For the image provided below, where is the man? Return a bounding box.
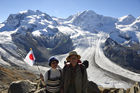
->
[40,56,62,93]
[62,51,88,93]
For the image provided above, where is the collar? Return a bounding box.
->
[51,68,57,71]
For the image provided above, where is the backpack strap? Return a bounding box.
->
[59,69,62,80]
[78,63,85,77]
[59,69,62,76]
[48,70,51,80]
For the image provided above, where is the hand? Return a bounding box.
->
[40,73,44,81]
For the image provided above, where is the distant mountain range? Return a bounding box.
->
[0,9,140,67]
[0,10,140,86]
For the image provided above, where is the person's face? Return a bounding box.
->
[69,55,78,66]
[51,61,58,69]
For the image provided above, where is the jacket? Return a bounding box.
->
[62,63,88,93]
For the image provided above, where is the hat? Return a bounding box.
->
[48,56,59,66]
[66,51,81,61]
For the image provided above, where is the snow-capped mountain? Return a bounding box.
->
[117,15,136,25]
[104,14,140,73]
[113,15,140,45]
[56,10,118,33]
[0,10,73,63]
[0,10,140,89]
[0,10,57,32]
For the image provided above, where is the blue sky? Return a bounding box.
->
[0,0,140,22]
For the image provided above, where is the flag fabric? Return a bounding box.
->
[24,49,35,66]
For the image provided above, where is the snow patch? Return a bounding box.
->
[0,31,16,43]
[0,24,5,28]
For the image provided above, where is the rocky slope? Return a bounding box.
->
[103,38,140,73]
[0,66,37,93]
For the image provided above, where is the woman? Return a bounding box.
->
[40,56,62,93]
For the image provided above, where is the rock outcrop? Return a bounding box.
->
[11,30,74,62]
[128,82,140,93]
[7,79,140,93]
[100,82,140,93]
[104,38,140,73]
[8,80,37,93]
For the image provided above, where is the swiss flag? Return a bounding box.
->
[24,49,35,66]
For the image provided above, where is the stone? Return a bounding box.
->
[8,80,37,93]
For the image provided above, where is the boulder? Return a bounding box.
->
[8,80,37,93]
[87,81,100,93]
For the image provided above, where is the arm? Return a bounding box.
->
[39,73,46,87]
[39,71,48,87]
[40,73,44,81]
[44,71,48,85]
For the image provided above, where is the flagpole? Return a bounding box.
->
[29,48,44,82]
[36,62,41,74]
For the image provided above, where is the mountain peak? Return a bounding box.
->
[119,15,135,21]
[68,10,117,33]
[19,10,44,16]
[81,10,96,15]
[117,15,135,25]
[19,9,34,14]
[136,16,140,20]
[0,10,57,32]
[6,10,52,23]
[63,10,97,22]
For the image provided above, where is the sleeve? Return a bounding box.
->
[82,68,88,93]
[44,71,48,85]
